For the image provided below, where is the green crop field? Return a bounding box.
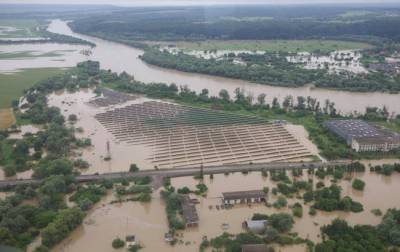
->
[170,39,372,53]
[0,68,65,109]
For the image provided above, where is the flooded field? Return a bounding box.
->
[47,89,156,174]
[7,124,42,139]
[287,50,368,74]
[161,46,367,74]
[45,20,400,115]
[47,89,316,173]
[50,159,400,252]
[0,43,90,73]
[95,101,312,169]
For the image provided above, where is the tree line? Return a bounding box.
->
[139,49,400,92]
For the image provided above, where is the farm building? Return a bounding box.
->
[222,190,266,205]
[243,220,267,234]
[324,119,400,152]
[181,195,199,228]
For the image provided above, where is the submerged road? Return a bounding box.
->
[0,160,351,189]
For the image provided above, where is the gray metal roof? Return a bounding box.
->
[222,190,265,200]
[244,220,267,233]
[324,119,383,139]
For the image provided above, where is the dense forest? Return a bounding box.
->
[70,5,400,42]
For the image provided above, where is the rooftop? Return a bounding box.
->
[324,119,384,139]
[181,195,199,224]
[222,190,265,201]
[125,235,135,242]
[243,220,267,233]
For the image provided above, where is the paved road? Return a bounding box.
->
[0,160,350,189]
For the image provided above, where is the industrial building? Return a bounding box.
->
[324,119,400,152]
[222,190,266,205]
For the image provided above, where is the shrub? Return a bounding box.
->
[371,208,382,216]
[68,114,78,122]
[177,187,191,194]
[252,213,269,220]
[273,196,288,209]
[269,213,294,233]
[129,164,139,172]
[112,238,125,249]
[128,244,143,252]
[316,181,325,189]
[352,179,365,191]
[292,203,303,218]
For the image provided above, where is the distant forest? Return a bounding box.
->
[70,5,400,42]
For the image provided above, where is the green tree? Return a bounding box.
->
[352,178,365,191]
[112,238,125,249]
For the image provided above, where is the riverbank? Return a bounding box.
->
[43,19,400,115]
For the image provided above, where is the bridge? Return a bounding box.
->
[0,160,351,189]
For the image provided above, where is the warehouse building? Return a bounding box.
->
[222,190,266,205]
[324,119,400,152]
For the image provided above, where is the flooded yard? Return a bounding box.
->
[50,159,400,252]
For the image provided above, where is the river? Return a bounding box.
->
[46,19,400,116]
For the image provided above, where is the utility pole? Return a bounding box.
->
[105,140,111,161]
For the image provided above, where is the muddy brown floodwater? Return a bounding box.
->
[46,19,400,116]
[46,159,400,252]
[45,89,318,175]
[47,89,157,174]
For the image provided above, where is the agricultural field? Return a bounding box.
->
[163,39,372,53]
[0,108,15,130]
[0,19,42,38]
[0,68,65,108]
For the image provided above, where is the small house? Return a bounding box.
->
[125,235,136,247]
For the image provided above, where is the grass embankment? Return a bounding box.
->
[168,39,371,53]
[0,68,65,129]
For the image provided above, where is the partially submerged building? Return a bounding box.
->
[181,195,199,228]
[125,235,136,248]
[324,119,400,152]
[243,220,267,234]
[241,244,272,252]
[222,190,266,205]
